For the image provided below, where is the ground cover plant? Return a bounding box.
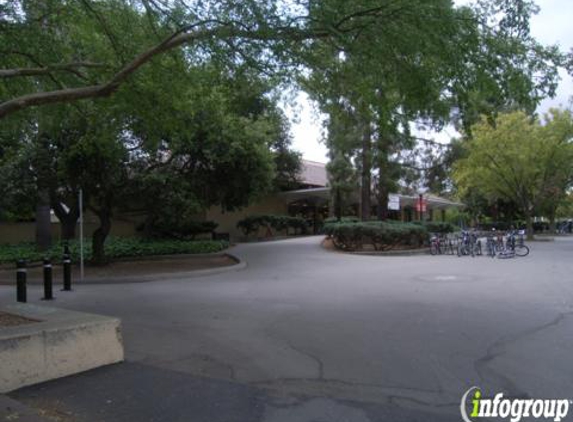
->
[0,237,229,265]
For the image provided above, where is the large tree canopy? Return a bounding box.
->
[0,2,299,259]
[3,1,568,120]
[0,0,453,118]
[300,0,568,221]
[453,110,573,238]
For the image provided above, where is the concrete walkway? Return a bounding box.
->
[2,236,573,421]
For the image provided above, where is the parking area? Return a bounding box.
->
[2,236,573,421]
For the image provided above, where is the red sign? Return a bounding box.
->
[415,197,427,212]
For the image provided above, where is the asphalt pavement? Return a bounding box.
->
[2,235,573,422]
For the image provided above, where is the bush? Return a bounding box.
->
[324,221,428,251]
[417,221,456,234]
[145,219,218,240]
[0,237,229,264]
[236,215,308,236]
[323,216,360,225]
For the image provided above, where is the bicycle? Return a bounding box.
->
[457,230,482,257]
[496,230,529,258]
[430,233,456,255]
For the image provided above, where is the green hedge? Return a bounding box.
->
[0,237,229,264]
[323,216,360,225]
[145,220,218,240]
[323,221,428,251]
[237,215,308,236]
[414,221,456,234]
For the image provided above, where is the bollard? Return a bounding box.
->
[62,253,72,291]
[42,258,53,300]
[16,259,27,303]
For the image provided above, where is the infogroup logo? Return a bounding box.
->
[460,387,571,422]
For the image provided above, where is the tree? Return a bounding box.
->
[269,117,302,192]
[327,152,357,219]
[453,110,573,238]
[304,0,567,223]
[0,0,466,119]
[536,109,573,230]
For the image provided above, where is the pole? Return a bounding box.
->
[62,253,72,291]
[79,188,84,281]
[16,259,27,303]
[42,258,53,300]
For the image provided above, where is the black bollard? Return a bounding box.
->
[62,253,72,291]
[16,259,27,303]
[42,258,53,300]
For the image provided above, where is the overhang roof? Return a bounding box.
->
[278,187,464,209]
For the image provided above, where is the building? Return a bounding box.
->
[0,160,463,244]
[207,160,464,239]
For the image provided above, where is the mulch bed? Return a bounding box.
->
[0,254,237,284]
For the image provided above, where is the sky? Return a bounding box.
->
[283,0,573,163]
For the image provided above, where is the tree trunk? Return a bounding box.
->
[377,186,389,221]
[376,141,390,221]
[335,188,342,220]
[35,188,52,251]
[525,209,534,241]
[360,119,372,221]
[52,200,79,240]
[548,207,557,234]
[92,208,112,264]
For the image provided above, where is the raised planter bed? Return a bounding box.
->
[0,304,124,393]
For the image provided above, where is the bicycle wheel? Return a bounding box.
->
[515,245,529,257]
[430,243,439,255]
[447,240,455,255]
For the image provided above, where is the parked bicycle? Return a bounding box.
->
[485,229,504,258]
[492,229,530,258]
[430,233,455,255]
[457,230,482,257]
[429,228,530,259]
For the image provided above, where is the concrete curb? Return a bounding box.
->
[321,237,429,257]
[0,253,246,285]
[349,248,430,257]
[76,257,247,284]
[0,304,124,394]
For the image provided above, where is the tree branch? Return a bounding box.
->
[0,23,330,119]
[0,62,108,78]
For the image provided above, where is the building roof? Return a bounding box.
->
[300,160,328,187]
[279,187,464,209]
[291,160,464,208]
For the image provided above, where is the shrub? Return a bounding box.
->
[324,221,428,251]
[323,216,360,225]
[146,219,218,240]
[0,237,229,264]
[418,221,456,234]
[236,215,308,236]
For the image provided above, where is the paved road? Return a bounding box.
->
[2,236,573,421]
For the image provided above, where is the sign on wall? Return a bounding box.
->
[388,194,400,211]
